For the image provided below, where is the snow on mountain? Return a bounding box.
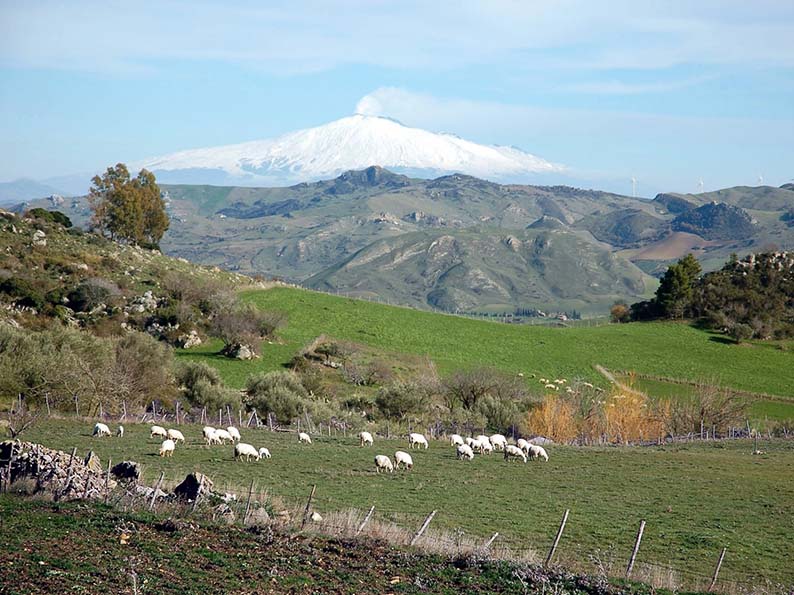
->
[135,114,563,186]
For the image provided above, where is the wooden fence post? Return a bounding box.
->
[149,471,165,511]
[409,510,437,546]
[122,401,127,422]
[356,506,375,535]
[104,458,112,505]
[545,508,569,566]
[626,520,646,579]
[56,447,78,502]
[708,547,727,592]
[175,402,180,425]
[243,478,255,525]
[45,394,51,416]
[74,396,79,417]
[238,409,243,427]
[483,532,499,549]
[301,484,317,529]
[218,408,222,426]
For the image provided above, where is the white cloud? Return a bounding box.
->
[1,1,793,73]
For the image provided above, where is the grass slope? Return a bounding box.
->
[179,287,794,400]
[21,418,794,586]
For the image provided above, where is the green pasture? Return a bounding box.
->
[21,418,794,586]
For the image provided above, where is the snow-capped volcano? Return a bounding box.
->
[136,114,562,186]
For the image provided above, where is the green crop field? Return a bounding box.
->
[177,287,794,404]
[22,418,794,587]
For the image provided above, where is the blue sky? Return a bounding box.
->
[1,0,793,196]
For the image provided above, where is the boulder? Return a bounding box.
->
[32,229,47,247]
[111,461,141,482]
[177,329,202,349]
[173,472,214,502]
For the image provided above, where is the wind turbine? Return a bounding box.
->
[757,174,764,186]
[697,178,704,193]
[631,176,637,198]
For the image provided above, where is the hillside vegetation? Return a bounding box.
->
[178,286,794,400]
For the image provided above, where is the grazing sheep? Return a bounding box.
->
[456,444,475,461]
[394,450,413,470]
[539,378,548,384]
[449,433,464,447]
[359,431,374,447]
[151,425,168,439]
[408,433,428,449]
[116,425,124,438]
[92,422,111,437]
[159,439,176,457]
[298,432,312,444]
[214,429,233,444]
[504,444,527,463]
[167,429,185,444]
[374,454,394,473]
[464,436,476,447]
[227,426,241,442]
[516,438,530,454]
[234,442,260,462]
[528,444,549,462]
[544,383,558,390]
[258,447,271,459]
[489,434,507,451]
[310,511,323,522]
[202,426,217,444]
[475,435,493,453]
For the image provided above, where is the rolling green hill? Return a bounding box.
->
[177,286,794,403]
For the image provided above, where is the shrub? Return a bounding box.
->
[375,381,428,421]
[523,395,579,443]
[26,208,73,228]
[245,371,308,424]
[174,361,239,411]
[610,302,630,323]
[0,277,45,310]
[67,278,119,312]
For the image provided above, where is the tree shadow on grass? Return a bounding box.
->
[708,335,736,345]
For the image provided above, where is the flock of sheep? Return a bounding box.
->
[92,422,549,475]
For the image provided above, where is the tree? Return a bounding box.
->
[610,302,630,323]
[88,163,169,247]
[654,254,701,318]
[375,381,428,421]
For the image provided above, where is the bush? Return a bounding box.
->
[67,278,119,312]
[729,323,754,343]
[610,302,630,323]
[26,208,73,228]
[0,277,45,310]
[245,371,308,424]
[174,361,239,411]
[375,381,428,421]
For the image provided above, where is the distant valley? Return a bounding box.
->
[15,167,794,314]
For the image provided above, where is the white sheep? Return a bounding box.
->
[489,434,507,451]
[394,450,413,470]
[464,436,476,447]
[298,432,312,444]
[202,426,216,443]
[359,431,374,447]
[449,433,464,447]
[116,425,124,438]
[504,444,527,463]
[234,442,260,462]
[516,438,530,454]
[456,444,475,461]
[227,426,241,442]
[151,425,168,439]
[92,422,111,437]
[374,454,394,473]
[408,433,428,449]
[214,429,233,444]
[528,444,549,462]
[475,435,493,453]
[258,447,271,459]
[544,383,559,391]
[159,439,175,457]
[167,429,185,444]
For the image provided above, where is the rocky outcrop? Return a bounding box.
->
[0,440,116,501]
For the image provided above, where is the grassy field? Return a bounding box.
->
[21,417,794,587]
[616,376,794,423]
[177,287,794,403]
